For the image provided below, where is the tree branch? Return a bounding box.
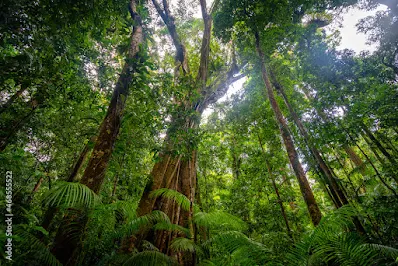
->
[197,0,212,88]
[199,64,246,111]
[151,0,189,75]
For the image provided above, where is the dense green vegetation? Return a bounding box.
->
[1,0,397,265]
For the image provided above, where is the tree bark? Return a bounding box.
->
[133,1,244,263]
[51,1,145,264]
[254,32,322,226]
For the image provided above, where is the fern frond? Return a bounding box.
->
[149,188,191,211]
[122,250,177,265]
[170,237,197,253]
[42,181,98,209]
[363,243,398,261]
[14,226,61,266]
[154,222,191,237]
[194,211,247,231]
[115,210,170,238]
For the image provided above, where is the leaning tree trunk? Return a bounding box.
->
[270,71,348,208]
[255,32,322,226]
[50,1,145,264]
[257,133,293,239]
[0,83,28,115]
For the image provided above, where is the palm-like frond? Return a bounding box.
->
[312,233,376,266]
[285,205,398,266]
[42,181,98,209]
[194,211,247,231]
[122,250,177,265]
[115,210,170,238]
[203,230,271,264]
[363,244,398,262]
[170,237,197,253]
[14,226,61,266]
[150,188,191,211]
[154,222,191,237]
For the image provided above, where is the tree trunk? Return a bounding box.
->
[257,133,293,239]
[0,84,28,115]
[0,102,37,151]
[67,137,94,182]
[255,32,322,226]
[270,71,348,207]
[51,2,145,264]
[343,145,367,175]
[362,124,396,165]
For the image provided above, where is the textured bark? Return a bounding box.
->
[134,1,243,264]
[255,32,322,226]
[79,9,144,193]
[51,1,145,264]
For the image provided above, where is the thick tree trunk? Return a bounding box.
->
[136,111,198,263]
[255,32,322,226]
[51,2,145,264]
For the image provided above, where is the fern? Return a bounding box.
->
[42,181,98,209]
[285,206,398,266]
[122,250,177,265]
[364,244,398,262]
[194,211,247,231]
[13,226,61,266]
[203,230,271,264]
[170,237,197,253]
[115,210,170,238]
[149,188,192,212]
[153,222,191,237]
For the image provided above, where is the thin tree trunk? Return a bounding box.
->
[270,71,347,207]
[255,31,322,226]
[0,84,28,115]
[354,141,397,196]
[362,124,396,165]
[67,137,94,182]
[343,145,367,175]
[0,103,37,151]
[257,133,293,239]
